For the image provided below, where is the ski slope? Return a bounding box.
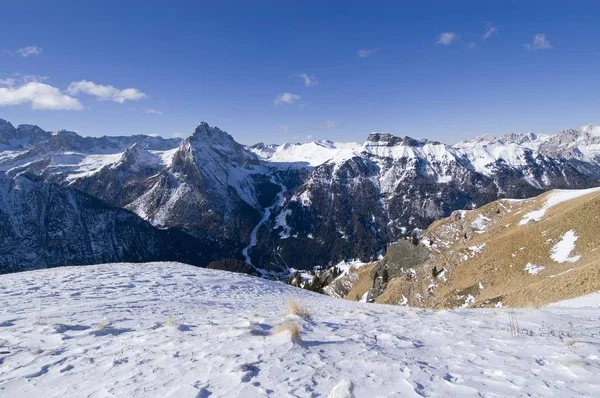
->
[0,262,599,397]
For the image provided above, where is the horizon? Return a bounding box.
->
[2,1,600,145]
[1,115,598,147]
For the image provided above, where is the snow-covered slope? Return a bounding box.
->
[249,140,362,167]
[1,262,599,397]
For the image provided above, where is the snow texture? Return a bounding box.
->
[1,262,599,397]
[520,187,600,225]
[524,263,546,275]
[550,230,581,263]
[549,291,600,308]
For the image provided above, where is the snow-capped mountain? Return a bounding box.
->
[248,139,363,167]
[455,125,600,178]
[254,130,597,270]
[1,117,599,274]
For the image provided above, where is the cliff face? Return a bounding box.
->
[0,173,215,273]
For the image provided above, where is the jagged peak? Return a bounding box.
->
[124,141,144,153]
[16,124,50,139]
[498,132,539,145]
[579,124,600,135]
[249,142,279,150]
[53,129,80,138]
[0,118,16,133]
[366,132,434,147]
[189,121,244,150]
[193,121,229,139]
[176,121,260,168]
[457,133,497,146]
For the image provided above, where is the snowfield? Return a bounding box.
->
[519,187,600,225]
[1,263,599,397]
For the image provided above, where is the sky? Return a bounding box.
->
[1,0,599,145]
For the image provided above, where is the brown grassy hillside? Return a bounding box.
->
[347,187,600,308]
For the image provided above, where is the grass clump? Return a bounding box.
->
[271,321,301,341]
[286,301,311,319]
[96,318,110,330]
[166,314,180,328]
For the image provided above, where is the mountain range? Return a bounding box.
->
[1,117,599,274]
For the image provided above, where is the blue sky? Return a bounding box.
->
[1,1,599,144]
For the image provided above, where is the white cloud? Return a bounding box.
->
[437,32,457,45]
[525,34,552,51]
[0,78,15,87]
[299,73,318,87]
[67,80,147,103]
[146,108,163,115]
[0,75,48,87]
[0,82,83,110]
[173,132,186,138]
[274,92,300,105]
[21,75,48,84]
[482,23,497,40]
[357,48,378,58]
[17,46,43,57]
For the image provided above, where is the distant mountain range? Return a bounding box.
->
[1,117,599,273]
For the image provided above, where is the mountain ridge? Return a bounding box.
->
[1,117,599,273]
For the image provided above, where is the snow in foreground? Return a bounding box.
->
[1,263,599,397]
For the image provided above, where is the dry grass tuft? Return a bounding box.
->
[286,301,311,319]
[96,319,110,330]
[344,263,377,301]
[166,314,180,328]
[272,321,301,341]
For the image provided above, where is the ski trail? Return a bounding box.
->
[242,175,287,265]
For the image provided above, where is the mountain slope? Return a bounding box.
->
[0,173,214,273]
[0,262,598,397]
[349,186,600,308]
[255,132,598,270]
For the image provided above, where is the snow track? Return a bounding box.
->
[242,176,287,265]
[0,263,599,397]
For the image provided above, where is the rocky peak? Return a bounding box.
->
[186,122,260,167]
[0,119,18,143]
[579,124,600,135]
[0,118,16,132]
[366,133,403,146]
[17,124,47,136]
[120,143,144,163]
[366,132,431,148]
[0,120,51,148]
[499,132,538,145]
[192,121,233,142]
